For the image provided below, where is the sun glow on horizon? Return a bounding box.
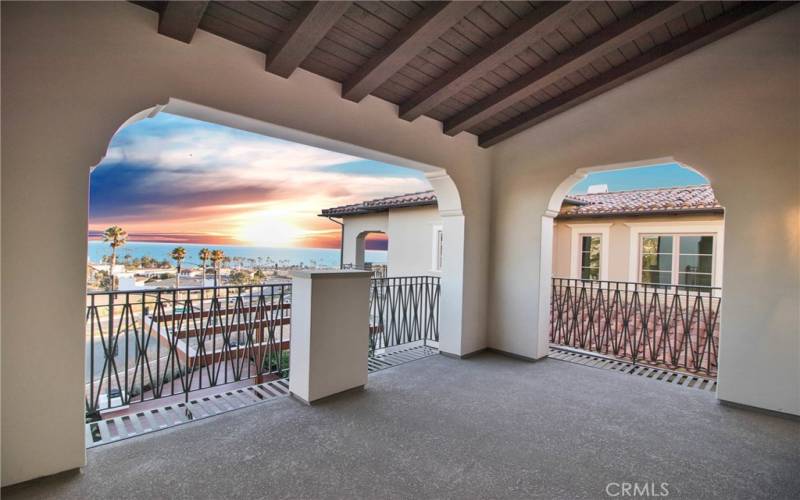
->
[89,112,431,250]
[235,210,306,248]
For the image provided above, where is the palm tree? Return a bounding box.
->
[170,247,186,288]
[102,225,127,291]
[198,248,211,286]
[210,249,225,287]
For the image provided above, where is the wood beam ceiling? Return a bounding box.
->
[478,1,792,147]
[136,1,794,147]
[444,1,701,136]
[157,1,209,44]
[265,1,352,79]
[342,1,480,103]
[398,1,589,122]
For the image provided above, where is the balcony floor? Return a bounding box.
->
[6,352,799,499]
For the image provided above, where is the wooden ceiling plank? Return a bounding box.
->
[342,1,479,102]
[158,1,209,44]
[479,1,793,147]
[444,1,700,136]
[398,1,588,122]
[265,1,352,78]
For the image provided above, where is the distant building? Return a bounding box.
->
[323,185,724,286]
[554,185,724,287]
[320,191,443,277]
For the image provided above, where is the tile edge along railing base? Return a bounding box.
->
[548,345,718,392]
[86,342,439,448]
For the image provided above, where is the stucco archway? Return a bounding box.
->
[537,157,726,376]
[97,98,469,356]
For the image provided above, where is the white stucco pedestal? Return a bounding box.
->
[288,269,372,404]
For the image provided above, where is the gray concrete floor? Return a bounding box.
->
[5,352,799,499]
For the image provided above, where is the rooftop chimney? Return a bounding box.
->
[587,184,609,194]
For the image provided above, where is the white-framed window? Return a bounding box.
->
[567,223,611,281]
[579,234,602,280]
[639,234,715,287]
[432,225,444,272]
[626,221,724,288]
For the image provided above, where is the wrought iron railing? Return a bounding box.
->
[85,284,290,418]
[85,276,441,417]
[550,278,721,376]
[369,276,440,351]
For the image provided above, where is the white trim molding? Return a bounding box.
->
[624,220,725,287]
[566,223,612,281]
[431,224,444,273]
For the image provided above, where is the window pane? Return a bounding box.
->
[680,235,713,255]
[642,236,673,254]
[641,253,672,272]
[679,255,713,274]
[581,235,600,253]
[581,251,600,268]
[581,267,599,280]
[641,270,672,284]
[679,273,712,287]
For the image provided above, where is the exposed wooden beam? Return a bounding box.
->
[398,2,588,122]
[342,2,480,103]
[158,1,209,44]
[479,1,792,148]
[444,1,701,136]
[265,1,352,79]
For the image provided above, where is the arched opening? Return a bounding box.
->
[83,99,464,433]
[541,159,725,383]
[351,231,387,275]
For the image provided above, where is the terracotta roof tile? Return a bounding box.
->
[557,185,722,218]
[320,185,722,219]
[320,190,437,217]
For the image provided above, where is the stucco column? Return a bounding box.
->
[288,270,372,404]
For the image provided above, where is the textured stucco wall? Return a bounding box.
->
[386,206,443,277]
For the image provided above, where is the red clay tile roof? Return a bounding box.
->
[320,190,437,217]
[557,185,722,218]
[321,185,722,218]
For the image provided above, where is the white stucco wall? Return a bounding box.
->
[386,206,443,277]
[0,2,492,486]
[490,7,799,416]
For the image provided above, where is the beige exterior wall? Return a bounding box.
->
[386,206,443,277]
[553,214,725,284]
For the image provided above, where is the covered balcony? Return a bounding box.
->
[2,1,799,496]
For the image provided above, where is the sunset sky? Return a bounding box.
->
[89,113,430,249]
[90,113,708,250]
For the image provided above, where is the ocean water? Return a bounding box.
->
[87,241,386,268]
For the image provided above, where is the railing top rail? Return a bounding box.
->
[370,275,440,280]
[551,276,721,292]
[87,282,292,296]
